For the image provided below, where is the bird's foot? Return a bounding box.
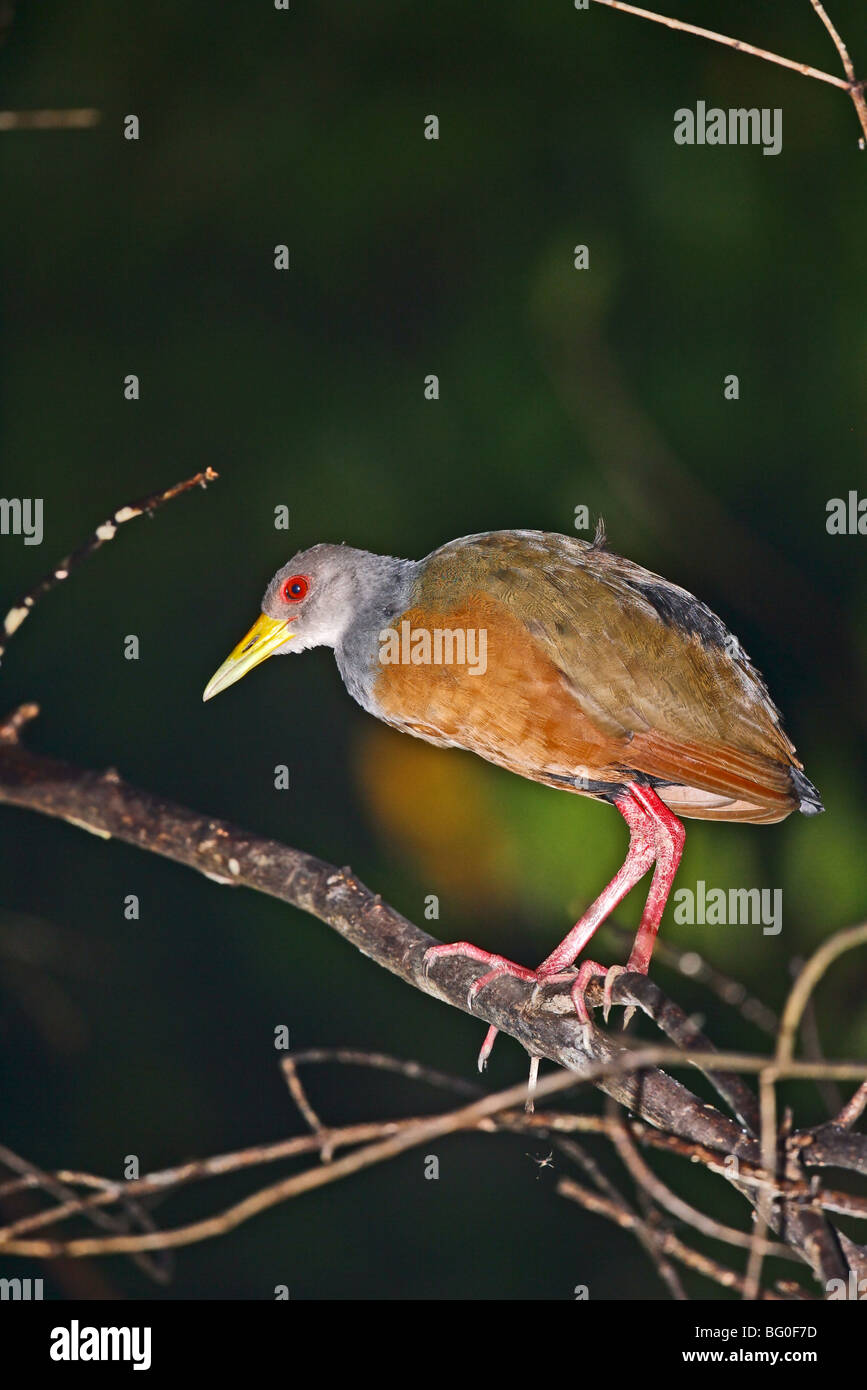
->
[423,943,540,1074]
[533,961,633,1026]
[569,960,640,1027]
[422,942,537,1008]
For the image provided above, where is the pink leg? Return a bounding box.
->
[535,793,657,975]
[422,789,661,1067]
[567,785,685,1022]
[621,784,685,972]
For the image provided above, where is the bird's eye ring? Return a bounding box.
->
[281,575,309,603]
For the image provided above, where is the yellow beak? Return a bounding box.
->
[202,613,292,702]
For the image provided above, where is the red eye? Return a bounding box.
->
[281,574,309,603]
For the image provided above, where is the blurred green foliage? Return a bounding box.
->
[0,1,865,1299]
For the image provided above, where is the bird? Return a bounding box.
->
[203,528,822,1080]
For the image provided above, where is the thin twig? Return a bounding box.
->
[3,1094,865,1252]
[0,109,101,131]
[744,1071,778,1300]
[0,1143,169,1283]
[605,972,761,1133]
[590,0,867,145]
[810,1,856,81]
[285,1047,481,1100]
[0,1068,608,1257]
[557,1177,789,1299]
[280,1058,326,1139]
[0,1120,416,1242]
[557,1133,688,1298]
[591,0,851,90]
[1,1038,864,1261]
[0,466,218,664]
[777,922,867,1069]
[604,1103,792,1260]
[742,921,867,1299]
[796,977,844,1117]
[835,1079,867,1130]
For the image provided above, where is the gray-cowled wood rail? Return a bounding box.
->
[204,529,822,1077]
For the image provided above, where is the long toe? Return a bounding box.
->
[467,957,537,1005]
[570,960,609,1025]
[477,1024,499,1072]
[525,1055,541,1113]
[601,964,628,1024]
[423,941,509,981]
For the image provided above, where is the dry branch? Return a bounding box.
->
[0,467,218,665]
[591,0,867,146]
[1,705,866,1289]
[0,109,101,131]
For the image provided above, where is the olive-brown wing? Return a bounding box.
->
[416,532,801,818]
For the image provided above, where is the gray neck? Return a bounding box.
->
[334,555,419,712]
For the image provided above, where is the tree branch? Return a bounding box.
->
[557,1177,789,1299]
[1,703,865,1287]
[591,0,867,147]
[0,702,762,1141]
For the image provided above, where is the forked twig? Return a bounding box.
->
[558,1177,791,1299]
[591,0,867,146]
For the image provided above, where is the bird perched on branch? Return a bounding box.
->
[204,529,822,1075]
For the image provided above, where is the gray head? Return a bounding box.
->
[203,543,415,701]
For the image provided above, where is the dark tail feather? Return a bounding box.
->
[791,766,824,816]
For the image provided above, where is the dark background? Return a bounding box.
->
[1,1,865,1299]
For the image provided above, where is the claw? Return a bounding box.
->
[570,959,607,1024]
[526,1056,540,1113]
[569,959,646,1027]
[422,941,537,1069]
[466,967,498,1007]
[477,1025,498,1072]
[602,964,627,1023]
